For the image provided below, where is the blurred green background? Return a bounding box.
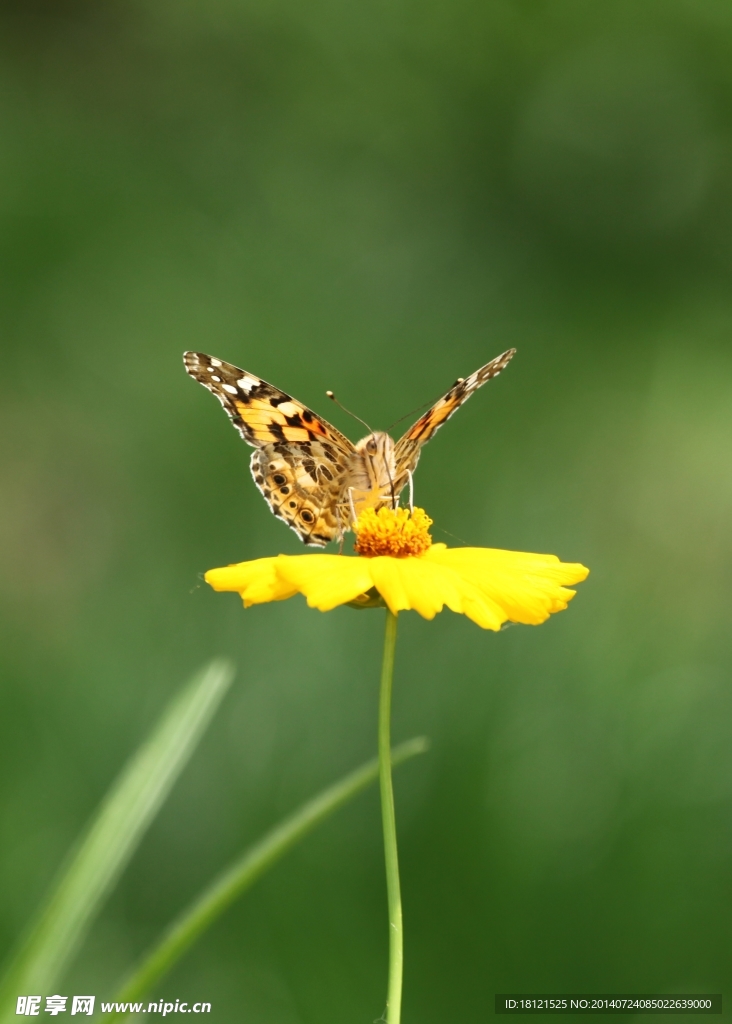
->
[2,0,732,1019]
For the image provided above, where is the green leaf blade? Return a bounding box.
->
[0,659,235,1021]
[112,736,429,1013]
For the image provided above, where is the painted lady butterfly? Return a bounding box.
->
[184,348,515,546]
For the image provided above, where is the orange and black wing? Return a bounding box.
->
[183,352,355,545]
[393,348,516,488]
[183,351,353,450]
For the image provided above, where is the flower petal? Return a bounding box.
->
[205,558,298,607]
[425,546,589,627]
[367,555,464,619]
[274,554,374,611]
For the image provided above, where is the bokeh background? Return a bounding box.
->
[2,0,732,1019]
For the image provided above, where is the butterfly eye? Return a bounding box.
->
[366,438,377,454]
[300,510,314,524]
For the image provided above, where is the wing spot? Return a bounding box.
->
[302,410,314,423]
[300,510,314,523]
[210,358,222,367]
[289,500,297,508]
[273,473,287,485]
[280,485,290,494]
[222,384,238,394]
[237,377,258,392]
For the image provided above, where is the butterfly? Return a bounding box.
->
[183,348,516,546]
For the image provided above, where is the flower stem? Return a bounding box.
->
[379,610,402,1024]
[108,738,427,1019]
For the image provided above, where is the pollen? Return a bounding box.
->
[354,506,433,558]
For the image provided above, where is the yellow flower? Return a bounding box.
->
[204,507,589,631]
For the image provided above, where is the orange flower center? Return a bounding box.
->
[354,506,433,558]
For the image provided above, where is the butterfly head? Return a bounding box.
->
[355,430,395,461]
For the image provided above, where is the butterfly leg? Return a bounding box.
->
[407,470,414,512]
[348,487,358,527]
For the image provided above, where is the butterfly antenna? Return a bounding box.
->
[386,379,465,432]
[326,391,374,435]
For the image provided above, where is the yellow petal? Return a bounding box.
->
[425,546,589,627]
[274,554,375,611]
[368,551,509,628]
[367,555,464,619]
[204,558,298,607]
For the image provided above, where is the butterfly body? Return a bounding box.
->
[350,431,398,509]
[184,348,515,546]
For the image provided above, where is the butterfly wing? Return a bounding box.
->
[392,348,516,490]
[249,444,349,545]
[183,352,355,545]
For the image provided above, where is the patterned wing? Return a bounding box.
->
[392,348,516,488]
[183,352,355,545]
[249,444,348,545]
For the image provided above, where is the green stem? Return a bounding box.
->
[379,610,402,1024]
[109,735,427,1019]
